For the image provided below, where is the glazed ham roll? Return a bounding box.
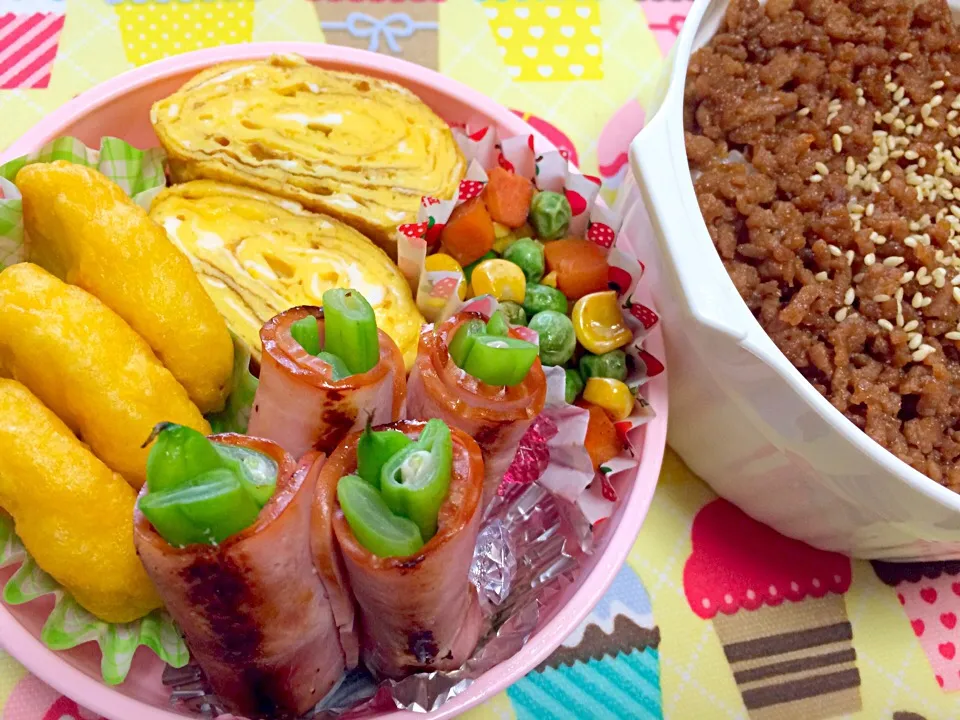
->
[134,435,347,718]
[407,312,547,504]
[248,306,406,458]
[312,421,485,679]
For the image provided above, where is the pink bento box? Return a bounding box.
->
[0,43,668,720]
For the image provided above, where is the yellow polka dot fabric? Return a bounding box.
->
[479,0,602,82]
[114,1,254,67]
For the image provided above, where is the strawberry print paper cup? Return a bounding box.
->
[684,500,863,719]
[395,125,661,524]
[872,560,960,691]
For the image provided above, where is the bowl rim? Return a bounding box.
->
[0,42,670,720]
[634,0,960,517]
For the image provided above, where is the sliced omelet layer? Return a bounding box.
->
[149,181,424,369]
[151,54,465,256]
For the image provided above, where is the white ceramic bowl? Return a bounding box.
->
[624,0,960,560]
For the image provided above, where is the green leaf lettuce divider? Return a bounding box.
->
[208,334,260,435]
[0,137,190,685]
[0,512,190,685]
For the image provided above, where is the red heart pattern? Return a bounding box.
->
[564,188,587,216]
[893,577,960,693]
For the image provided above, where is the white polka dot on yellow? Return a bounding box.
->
[114,0,254,67]
[481,0,602,82]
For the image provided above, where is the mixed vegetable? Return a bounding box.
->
[291,288,380,379]
[338,419,454,557]
[421,163,640,469]
[139,423,278,547]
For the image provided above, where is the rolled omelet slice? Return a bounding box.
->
[151,54,465,256]
[0,379,161,623]
[17,161,234,414]
[0,263,210,489]
[149,180,424,369]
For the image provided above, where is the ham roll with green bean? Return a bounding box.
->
[133,425,348,717]
[311,419,485,679]
[406,310,546,505]
[248,289,406,458]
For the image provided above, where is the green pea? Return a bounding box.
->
[579,350,628,382]
[503,238,545,284]
[529,191,572,241]
[523,283,568,317]
[498,300,527,326]
[528,310,576,366]
[564,368,584,404]
[463,251,497,284]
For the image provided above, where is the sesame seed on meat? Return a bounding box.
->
[685,0,960,490]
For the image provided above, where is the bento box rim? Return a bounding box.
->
[0,41,670,720]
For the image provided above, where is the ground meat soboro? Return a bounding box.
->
[685,0,960,490]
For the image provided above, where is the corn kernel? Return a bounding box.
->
[469,259,527,303]
[572,290,633,355]
[582,378,634,421]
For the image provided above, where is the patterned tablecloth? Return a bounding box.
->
[1,1,958,719]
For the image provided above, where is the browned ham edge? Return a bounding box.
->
[406,312,546,505]
[312,421,485,680]
[248,306,406,459]
[134,434,345,718]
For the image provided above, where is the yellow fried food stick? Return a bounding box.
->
[0,263,210,489]
[17,161,234,413]
[0,379,161,623]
